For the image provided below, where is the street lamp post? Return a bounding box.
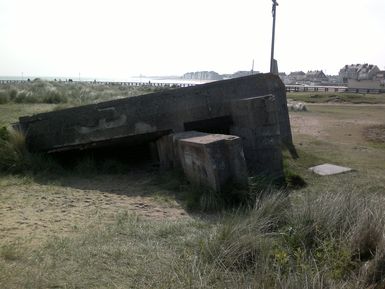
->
[270,0,279,74]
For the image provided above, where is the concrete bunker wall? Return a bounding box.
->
[230,95,283,178]
[18,73,292,155]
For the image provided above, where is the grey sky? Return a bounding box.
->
[0,0,384,78]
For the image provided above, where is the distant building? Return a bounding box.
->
[375,71,385,84]
[339,64,380,82]
[339,64,383,90]
[327,75,343,85]
[288,71,306,84]
[182,71,223,81]
[305,70,328,84]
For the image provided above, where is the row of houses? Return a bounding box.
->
[279,70,329,85]
[279,64,384,90]
[339,64,385,90]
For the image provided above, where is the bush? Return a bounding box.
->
[0,91,9,104]
[14,91,32,103]
[0,128,28,173]
[9,88,18,100]
[42,91,67,103]
[0,126,10,141]
[0,127,63,174]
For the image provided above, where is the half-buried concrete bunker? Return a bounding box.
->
[17,73,294,191]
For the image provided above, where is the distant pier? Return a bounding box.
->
[0,79,197,88]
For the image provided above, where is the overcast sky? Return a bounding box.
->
[0,0,384,78]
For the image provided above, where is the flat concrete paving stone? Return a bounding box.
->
[309,163,352,176]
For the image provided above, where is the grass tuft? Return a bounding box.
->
[0,243,24,261]
[363,124,385,143]
[0,128,28,173]
[0,127,64,175]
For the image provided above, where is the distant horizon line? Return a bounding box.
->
[4,65,379,80]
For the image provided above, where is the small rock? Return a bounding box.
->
[287,101,307,112]
[309,163,352,176]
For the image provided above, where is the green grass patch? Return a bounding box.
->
[288,92,385,104]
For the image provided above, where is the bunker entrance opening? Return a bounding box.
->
[183,116,233,135]
[50,131,172,170]
[52,141,159,171]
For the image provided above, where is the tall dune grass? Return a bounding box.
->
[201,191,385,288]
[2,191,385,288]
[0,79,168,106]
[0,127,62,174]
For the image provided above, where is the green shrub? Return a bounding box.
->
[0,126,10,141]
[8,88,18,100]
[0,128,63,174]
[0,128,28,173]
[0,91,9,104]
[42,91,67,103]
[14,91,30,103]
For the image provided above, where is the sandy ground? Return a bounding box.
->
[0,172,188,244]
[289,104,385,143]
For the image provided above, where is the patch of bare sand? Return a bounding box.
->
[363,125,385,143]
[0,173,188,244]
[290,106,385,145]
[289,114,327,137]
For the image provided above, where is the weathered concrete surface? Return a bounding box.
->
[159,131,248,192]
[230,95,284,179]
[309,164,352,176]
[18,73,293,155]
[156,131,207,169]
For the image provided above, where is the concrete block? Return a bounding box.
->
[159,132,248,192]
[156,131,207,169]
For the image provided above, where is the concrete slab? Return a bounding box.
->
[309,163,352,176]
